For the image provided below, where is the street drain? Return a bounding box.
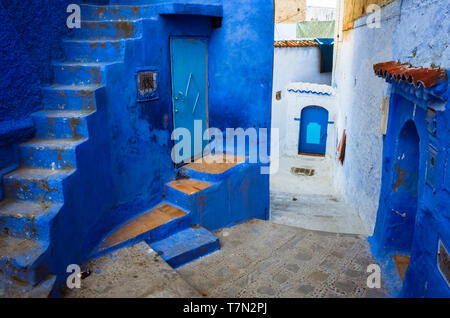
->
[291,167,315,176]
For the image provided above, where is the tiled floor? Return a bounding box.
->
[178,220,388,298]
[67,220,391,298]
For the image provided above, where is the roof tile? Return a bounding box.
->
[373,61,448,89]
[274,40,319,48]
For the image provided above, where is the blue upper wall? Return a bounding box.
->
[0,0,73,168]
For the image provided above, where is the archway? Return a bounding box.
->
[387,120,420,252]
[298,106,329,156]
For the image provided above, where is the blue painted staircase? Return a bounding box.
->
[0,3,150,297]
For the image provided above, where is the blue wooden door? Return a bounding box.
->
[299,106,329,155]
[170,37,208,163]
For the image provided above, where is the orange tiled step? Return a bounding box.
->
[186,155,245,175]
[99,203,187,250]
[393,254,410,280]
[167,179,212,195]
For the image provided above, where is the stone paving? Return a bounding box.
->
[178,220,388,298]
[65,219,390,298]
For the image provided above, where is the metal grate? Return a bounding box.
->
[291,167,315,177]
[136,68,159,101]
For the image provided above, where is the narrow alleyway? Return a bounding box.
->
[270,156,368,235]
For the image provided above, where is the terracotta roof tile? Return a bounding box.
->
[373,61,448,89]
[274,40,319,48]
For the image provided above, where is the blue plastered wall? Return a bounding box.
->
[369,0,450,297]
[334,0,450,296]
[0,0,273,283]
[0,1,73,170]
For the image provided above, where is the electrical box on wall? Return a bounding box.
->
[426,145,438,191]
[136,67,159,102]
[426,108,437,137]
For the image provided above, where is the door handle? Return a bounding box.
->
[185,73,192,98]
[192,93,200,114]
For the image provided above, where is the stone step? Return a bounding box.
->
[3,168,74,203]
[62,39,125,63]
[80,4,153,21]
[52,62,117,85]
[164,178,213,211]
[0,233,49,285]
[93,202,191,258]
[0,273,55,298]
[41,84,101,111]
[0,199,63,241]
[19,138,87,170]
[31,110,95,139]
[69,20,142,40]
[183,154,246,182]
[148,227,220,269]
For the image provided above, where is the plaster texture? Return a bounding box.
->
[333,0,401,234]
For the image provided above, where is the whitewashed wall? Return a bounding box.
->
[271,46,332,156]
[284,86,336,158]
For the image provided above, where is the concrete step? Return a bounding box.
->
[69,20,142,40]
[0,199,63,241]
[164,178,213,211]
[3,168,74,203]
[0,273,55,298]
[93,202,191,258]
[62,39,125,63]
[52,62,117,85]
[41,84,102,111]
[182,155,246,182]
[19,138,87,170]
[148,227,220,269]
[0,233,49,284]
[31,110,95,139]
[80,4,152,21]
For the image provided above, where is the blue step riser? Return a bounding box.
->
[3,178,64,203]
[164,185,192,212]
[80,5,148,21]
[19,146,77,170]
[42,89,96,111]
[148,213,191,244]
[32,116,89,139]
[0,214,51,242]
[53,65,105,85]
[167,239,220,269]
[69,21,142,40]
[62,41,124,63]
[91,213,192,259]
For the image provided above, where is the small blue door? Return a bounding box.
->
[299,106,329,155]
[170,37,208,164]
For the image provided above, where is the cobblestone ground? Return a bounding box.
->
[177,220,389,298]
